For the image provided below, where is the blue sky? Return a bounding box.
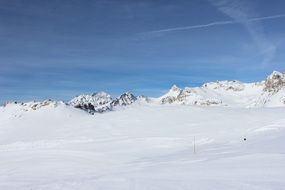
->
[0,0,285,102]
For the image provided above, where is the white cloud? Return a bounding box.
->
[144,13,285,34]
[209,0,278,66]
[143,0,285,66]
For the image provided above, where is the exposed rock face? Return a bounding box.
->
[69,92,113,113]
[193,99,223,106]
[264,71,285,92]
[29,100,58,110]
[160,85,223,106]
[202,80,245,91]
[137,95,151,103]
[158,71,285,107]
[70,92,138,114]
[161,96,177,104]
[3,100,64,112]
[111,92,137,107]
[161,85,182,104]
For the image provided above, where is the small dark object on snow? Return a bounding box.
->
[243,138,247,141]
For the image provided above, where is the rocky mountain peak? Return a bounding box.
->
[264,71,285,92]
[111,92,137,107]
[69,92,113,114]
[69,91,138,114]
[169,85,181,92]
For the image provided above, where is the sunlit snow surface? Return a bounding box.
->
[0,103,285,189]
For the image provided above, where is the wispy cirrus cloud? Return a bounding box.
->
[144,13,285,34]
[142,0,284,66]
[209,0,279,66]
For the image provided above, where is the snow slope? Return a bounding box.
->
[0,103,285,190]
[158,71,285,107]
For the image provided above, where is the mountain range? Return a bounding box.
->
[2,71,285,114]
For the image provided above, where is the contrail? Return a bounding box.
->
[249,13,285,21]
[146,13,285,34]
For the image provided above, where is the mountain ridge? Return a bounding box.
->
[2,71,285,113]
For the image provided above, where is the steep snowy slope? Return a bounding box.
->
[255,71,285,107]
[159,71,285,107]
[0,103,285,189]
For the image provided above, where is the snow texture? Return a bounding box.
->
[158,71,285,108]
[1,71,285,189]
[0,103,285,189]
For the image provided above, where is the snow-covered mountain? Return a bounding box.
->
[111,92,137,107]
[1,100,65,113]
[69,92,113,113]
[2,71,285,114]
[69,91,138,113]
[1,71,285,190]
[158,71,285,107]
